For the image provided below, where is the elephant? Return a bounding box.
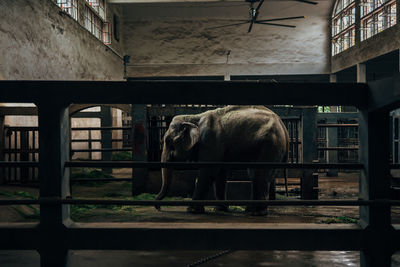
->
[155,105,289,215]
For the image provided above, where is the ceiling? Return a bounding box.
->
[110,0,336,77]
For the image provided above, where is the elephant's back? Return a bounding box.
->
[216,106,288,162]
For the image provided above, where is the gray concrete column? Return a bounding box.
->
[131,104,148,196]
[301,107,318,199]
[357,63,367,83]
[358,109,394,267]
[37,102,71,267]
[330,74,337,83]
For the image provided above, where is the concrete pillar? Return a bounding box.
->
[301,107,318,199]
[330,74,337,83]
[357,63,367,83]
[0,115,4,185]
[37,102,71,267]
[100,106,112,174]
[358,109,394,267]
[224,74,230,81]
[131,104,148,196]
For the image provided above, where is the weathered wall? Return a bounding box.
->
[331,25,400,73]
[122,1,331,77]
[0,0,124,80]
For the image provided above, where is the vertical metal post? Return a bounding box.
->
[301,107,318,199]
[131,104,148,196]
[327,117,339,177]
[100,106,112,174]
[328,74,339,176]
[20,130,29,182]
[358,109,394,267]
[37,102,71,267]
[0,115,4,185]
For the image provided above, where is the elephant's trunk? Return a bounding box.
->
[155,151,173,210]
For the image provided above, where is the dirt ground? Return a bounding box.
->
[1,171,399,224]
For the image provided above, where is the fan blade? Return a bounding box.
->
[292,0,318,5]
[248,20,254,33]
[206,21,250,30]
[255,22,296,28]
[257,16,305,23]
[256,0,265,11]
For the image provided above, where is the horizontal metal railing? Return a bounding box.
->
[0,160,367,169]
[0,198,399,207]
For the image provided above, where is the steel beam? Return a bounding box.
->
[0,81,368,107]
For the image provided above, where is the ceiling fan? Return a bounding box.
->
[207,0,318,33]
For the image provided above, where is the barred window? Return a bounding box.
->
[84,6,112,45]
[360,0,396,41]
[332,0,356,55]
[86,0,105,20]
[55,0,78,20]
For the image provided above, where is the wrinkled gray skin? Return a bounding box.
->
[155,106,289,215]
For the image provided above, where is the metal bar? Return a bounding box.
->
[0,161,40,167]
[64,161,365,170]
[71,148,132,152]
[71,178,131,182]
[0,222,368,251]
[71,127,131,131]
[13,130,17,181]
[3,149,39,153]
[4,160,400,169]
[317,124,359,127]
[317,147,359,151]
[71,139,124,142]
[0,81,369,107]
[4,126,38,131]
[1,198,400,206]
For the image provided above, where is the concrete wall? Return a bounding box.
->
[122,1,331,77]
[0,0,124,80]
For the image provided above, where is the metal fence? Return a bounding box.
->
[0,79,397,267]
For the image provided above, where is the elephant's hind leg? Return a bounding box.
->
[213,169,229,212]
[246,168,272,216]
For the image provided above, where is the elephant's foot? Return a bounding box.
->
[245,206,268,216]
[213,205,229,213]
[187,206,205,214]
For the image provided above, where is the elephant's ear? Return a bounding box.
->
[176,122,199,151]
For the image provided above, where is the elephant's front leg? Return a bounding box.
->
[187,168,215,214]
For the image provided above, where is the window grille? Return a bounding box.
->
[86,0,105,20]
[84,6,111,45]
[103,22,112,45]
[360,0,396,41]
[55,0,78,20]
[332,0,356,55]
